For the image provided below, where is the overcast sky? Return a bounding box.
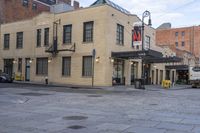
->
[77,0,200,28]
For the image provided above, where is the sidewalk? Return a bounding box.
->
[13,80,191,92]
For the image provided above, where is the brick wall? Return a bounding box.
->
[156,26,200,58]
[0,0,50,24]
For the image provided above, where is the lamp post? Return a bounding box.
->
[141,10,152,89]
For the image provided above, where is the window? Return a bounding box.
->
[175,32,178,37]
[83,21,94,42]
[182,31,185,36]
[182,41,185,47]
[62,57,71,76]
[4,34,10,49]
[36,58,48,75]
[22,0,29,7]
[32,3,37,10]
[145,35,150,50]
[36,29,41,47]
[82,56,92,77]
[116,24,124,45]
[175,42,178,47]
[44,28,49,46]
[63,25,72,44]
[18,58,22,72]
[16,32,23,49]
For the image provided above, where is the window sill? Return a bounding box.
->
[82,76,92,78]
[36,74,48,77]
[116,43,124,46]
[3,48,9,50]
[63,43,72,45]
[62,75,71,78]
[82,41,94,44]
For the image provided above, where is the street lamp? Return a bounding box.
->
[141,10,152,89]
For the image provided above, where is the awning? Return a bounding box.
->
[111,50,182,63]
[165,65,188,70]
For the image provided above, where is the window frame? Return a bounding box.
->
[32,3,37,10]
[16,32,23,49]
[82,56,93,77]
[63,24,72,44]
[36,58,48,76]
[62,57,71,76]
[83,21,94,43]
[4,34,10,49]
[36,29,41,47]
[116,24,124,45]
[44,28,49,47]
[22,0,29,7]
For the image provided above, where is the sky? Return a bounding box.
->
[76,0,200,28]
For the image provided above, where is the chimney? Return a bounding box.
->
[62,0,71,5]
[73,1,79,9]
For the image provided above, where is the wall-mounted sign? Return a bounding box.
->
[132,26,142,47]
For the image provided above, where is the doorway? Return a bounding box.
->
[25,58,30,81]
[4,59,13,77]
[160,70,163,84]
[156,69,158,84]
[112,59,125,85]
[131,62,138,85]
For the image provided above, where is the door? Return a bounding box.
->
[25,58,30,81]
[4,59,13,77]
[112,59,125,85]
[152,70,154,84]
[131,62,138,85]
[160,70,163,84]
[156,69,158,84]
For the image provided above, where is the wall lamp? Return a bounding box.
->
[29,59,34,64]
[13,59,17,64]
[95,57,100,63]
[48,58,52,63]
[109,57,114,63]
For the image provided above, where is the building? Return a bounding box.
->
[156,24,200,58]
[156,24,200,84]
[0,0,79,24]
[0,0,179,86]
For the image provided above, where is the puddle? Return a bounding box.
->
[18,92,51,96]
[67,125,86,130]
[63,116,88,120]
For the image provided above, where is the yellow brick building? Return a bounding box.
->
[0,1,178,86]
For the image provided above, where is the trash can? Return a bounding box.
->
[135,78,145,89]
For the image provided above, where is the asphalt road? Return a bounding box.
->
[0,83,200,133]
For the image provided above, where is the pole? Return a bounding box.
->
[141,14,145,89]
[92,49,96,87]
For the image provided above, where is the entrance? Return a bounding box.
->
[144,64,151,85]
[4,59,13,76]
[160,70,163,84]
[156,69,158,84]
[131,62,138,85]
[25,58,30,81]
[112,59,125,85]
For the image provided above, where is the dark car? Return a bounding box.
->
[0,73,13,83]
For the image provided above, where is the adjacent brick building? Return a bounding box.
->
[0,0,79,24]
[156,25,200,58]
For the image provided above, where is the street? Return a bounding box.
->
[0,83,200,133]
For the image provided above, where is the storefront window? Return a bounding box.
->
[112,59,125,85]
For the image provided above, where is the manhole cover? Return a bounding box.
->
[63,116,88,120]
[67,125,86,130]
[149,103,158,106]
[87,95,102,97]
[18,92,50,96]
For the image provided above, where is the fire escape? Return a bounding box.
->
[45,19,75,56]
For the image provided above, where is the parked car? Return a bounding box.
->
[0,73,13,83]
